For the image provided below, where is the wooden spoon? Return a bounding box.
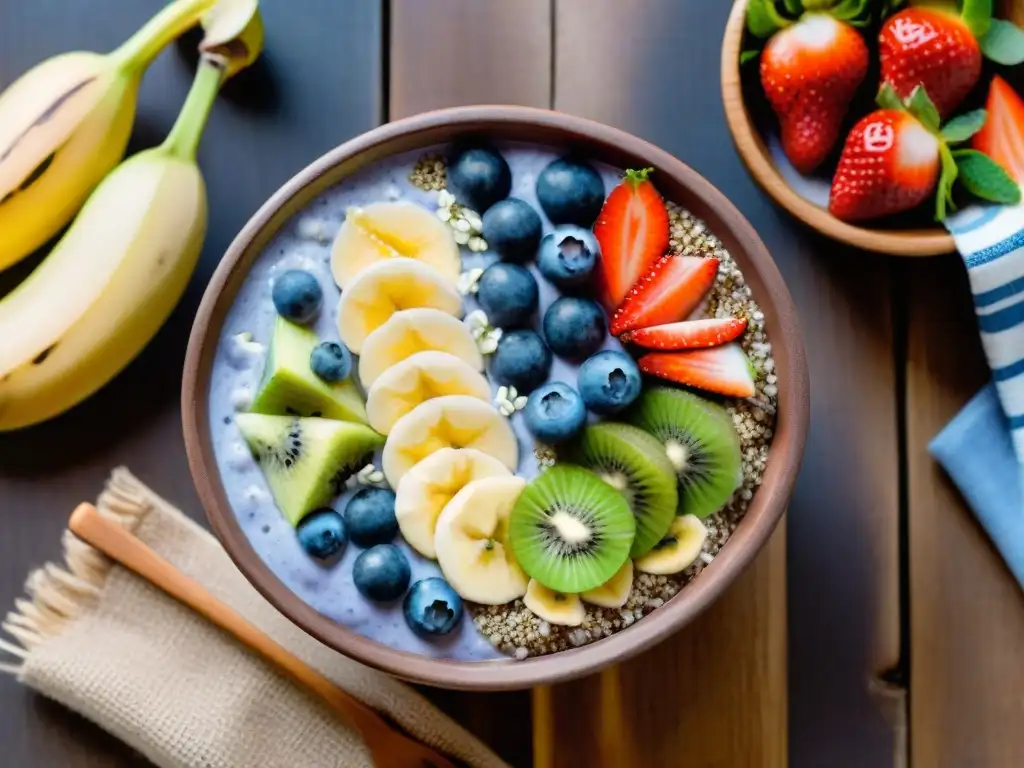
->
[69,503,457,768]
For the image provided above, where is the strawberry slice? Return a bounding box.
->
[593,168,669,311]
[973,75,1024,184]
[608,255,718,337]
[638,344,756,399]
[620,317,748,351]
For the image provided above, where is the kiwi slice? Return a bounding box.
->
[250,316,368,424]
[566,422,678,558]
[236,413,383,526]
[626,387,741,519]
[509,464,635,593]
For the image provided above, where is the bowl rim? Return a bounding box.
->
[182,104,811,691]
[720,0,956,257]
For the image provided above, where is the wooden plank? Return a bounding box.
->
[389,3,553,765]
[906,255,1024,768]
[389,0,552,120]
[0,1,384,766]
[548,2,903,766]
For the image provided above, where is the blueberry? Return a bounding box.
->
[543,297,607,361]
[272,269,322,324]
[482,198,542,263]
[476,263,539,328]
[403,578,464,637]
[523,382,587,444]
[310,341,352,383]
[345,487,398,547]
[536,157,605,227]
[490,329,552,393]
[296,508,348,560]
[578,350,642,414]
[447,142,511,213]
[537,226,599,289]
[353,544,411,601]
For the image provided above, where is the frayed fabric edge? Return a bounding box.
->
[0,467,153,675]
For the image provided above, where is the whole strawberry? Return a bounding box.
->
[880,7,981,118]
[747,2,871,174]
[829,84,1020,223]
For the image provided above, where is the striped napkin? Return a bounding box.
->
[943,202,1024,466]
[930,201,1024,588]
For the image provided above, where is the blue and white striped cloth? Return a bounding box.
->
[944,202,1024,466]
[930,202,1024,588]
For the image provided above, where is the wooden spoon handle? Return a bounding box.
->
[68,504,388,741]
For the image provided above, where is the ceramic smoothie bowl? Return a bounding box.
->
[182,106,810,690]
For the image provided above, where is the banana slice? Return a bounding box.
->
[524,580,586,626]
[634,515,708,575]
[395,447,511,559]
[581,560,634,609]
[359,307,483,390]
[434,475,529,604]
[382,394,518,487]
[337,258,462,354]
[366,350,490,435]
[331,202,460,289]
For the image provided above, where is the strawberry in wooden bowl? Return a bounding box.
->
[722,0,1024,256]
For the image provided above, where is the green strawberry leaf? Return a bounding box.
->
[740,49,761,64]
[747,0,791,37]
[877,82,905,111]
[783,0,803,15]
[831,0,874,25]
[980,19,1024,65]
[962,0,993,40]
[907,86,942,132]
[936,144,960,221]
[940,109,988,143]
[953,148,1023,204]
[883,0,907,13]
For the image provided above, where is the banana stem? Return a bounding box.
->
[110,0,220,72]
[161,55,227,162]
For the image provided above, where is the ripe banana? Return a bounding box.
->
[358,307,483,390]
[394,447,511,559]
[524,580,586,626]
[580,560,633,609]
[381,394,519,487]
[336,257,463,354]
[434,475,529,604]
[0,53,234,431]
[633,515,708,576]
[0,0,225,271]
[365,350,491,435]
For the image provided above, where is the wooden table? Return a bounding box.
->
[1,1,1022,766]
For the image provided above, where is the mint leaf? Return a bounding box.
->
[940,109,988,143]
[962,0,993,39]
[954,148,1022,204]
[981,19,1024,65]
[877,82,905,111]
[747,0,790,37]
[740,49,761,64]
[908,86,942,132]
[936,144,959,221]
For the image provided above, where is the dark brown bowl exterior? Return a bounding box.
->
[182,106,810,691]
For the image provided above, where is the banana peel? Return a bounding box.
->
[201,0,264,77]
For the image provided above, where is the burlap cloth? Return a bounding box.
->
[0,468,509,768]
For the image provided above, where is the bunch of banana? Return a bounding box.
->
[0,1,262,431]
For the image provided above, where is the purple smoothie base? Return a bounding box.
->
[209,143,635,662]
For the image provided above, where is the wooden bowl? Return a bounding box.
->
[182,106,810,691]
[721,0,957,257]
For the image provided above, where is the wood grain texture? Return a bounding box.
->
[553,2,902,766]
[0,1,383,766]
[720,0,954,258]
[905,255,1024,768]
[389,0,552,119]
